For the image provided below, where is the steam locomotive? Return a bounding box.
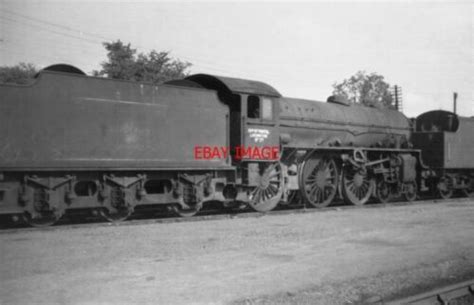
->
[0,64,472,226]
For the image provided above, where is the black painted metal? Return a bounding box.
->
[413,110,474,169]
[278,97,411,149]
[0,65,472,225]
[0,70,231,170]
[186,74,281,97]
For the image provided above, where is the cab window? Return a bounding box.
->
[261,98,273,120]
[247,95,273,120]
[247,95,260,118]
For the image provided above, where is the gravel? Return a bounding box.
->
[1,200,473,304]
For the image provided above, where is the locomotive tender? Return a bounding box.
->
[0,64,472,226]
[413,110,474,198]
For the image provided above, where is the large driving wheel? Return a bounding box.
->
[248,162,283,212]
[299,157,338,208]
[341,166,374,206]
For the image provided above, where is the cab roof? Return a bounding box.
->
[186,74,281,97]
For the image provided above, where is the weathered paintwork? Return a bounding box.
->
[412,110,474,169]
[184,74,282,162]
[187,74,281,97]
[278,97,411,149]
[0,71,231,170]
[184,73,411,156]
[0,67,471,223]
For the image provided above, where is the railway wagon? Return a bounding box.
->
[412,110,474,198]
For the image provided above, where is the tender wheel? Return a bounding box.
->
[171,201,202,217]
[99,187,134,222]
[22,188,63,227]
[248,162,283,212]
[376,181,391,203]
[100,207,133,222]
[23,211,61,227]
[438,176,453,199]
[404,181,417,202]
[341,166,374,206]
[171,182,204,217]
[299,157,338,208]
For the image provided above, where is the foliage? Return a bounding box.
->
[332,71,394,108]
[0,62,38,84]
[93,40,191,84]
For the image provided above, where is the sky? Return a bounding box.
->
[0,0,472,118]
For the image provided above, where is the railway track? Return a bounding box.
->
[365,279,474,304]
[0,196,471,234]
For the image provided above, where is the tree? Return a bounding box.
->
[0,62,38,84]
[332,71,394,108]
[93,40,191,84]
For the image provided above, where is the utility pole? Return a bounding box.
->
[453,92,458,114]
[391,85,403,111]
[394,86,399,110]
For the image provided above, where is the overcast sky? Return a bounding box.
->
[1,0,472,117]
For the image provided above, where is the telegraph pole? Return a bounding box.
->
[453,92,458,114]
[391,85,403,111]
[394,86,399,110]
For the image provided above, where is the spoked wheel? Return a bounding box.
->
[23,211,61,227]
[404,181,417,202]
[248,162,283,212]
[438,176,453,199]
[341,166,374,206]
[100,207,133,223]
[299,157,338,208]
[376,181,391,203]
